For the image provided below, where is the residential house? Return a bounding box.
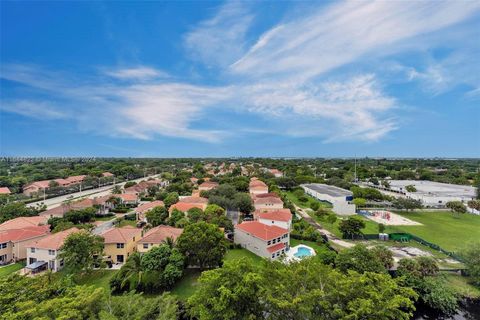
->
[234,221,289,260]
[169,202,207,215]
[113,194,139,206]
[0,216,49,231]
[178,196,209,206]
[102,172,114,177]
[65,175,86,185]
[25,228,79,272]
[0,226,50,264]
[102,226,142,264]
[0,187,11,195]
[255,209,293,231]
[269,169,284,178]
[23,180,51,196]
[135,200,165,221]
[253,196,284,211]
[198,181,219,192]
[249,179,269,195]
[40,195,115,219]
[137,225,183,253]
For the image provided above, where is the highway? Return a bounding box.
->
[27,175,159,210]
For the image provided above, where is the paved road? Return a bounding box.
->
[27,175,159,210]
[92,214,128,235]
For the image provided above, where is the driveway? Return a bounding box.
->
[226,209,240,225]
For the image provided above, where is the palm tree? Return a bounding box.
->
[162,236,176,249]
[111,185,122,195]
[119,252,144,291]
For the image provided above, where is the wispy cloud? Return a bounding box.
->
[2,1,479,145]
[184,1,255,67]
[103,66,169,80]
[0,100,66,119]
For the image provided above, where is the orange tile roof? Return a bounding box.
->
[169,202,205,213]
[102,226,141,244]
[65,175,87,183]
[138,225,183,244]
[135,200,165,214]
[0,187,11,194]
[0,226,50,243]
[254,197,284,205]
[114,193,138,202]
[253,192,280,199]
[179,196,208,205]
[236,221,287,241]
[0,216,48,231]
[257,209,292,222]
[267,242,286,253]
[28,228,79,250]
[249,180,267,188]
[102,172,114,177]
[199,181,219,188]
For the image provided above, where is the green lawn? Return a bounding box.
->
[224,248,264,264]
[0,262,24,277]
[384,211,480,252]
[443,273,480,299]
[285,191,331,210]
[117,219,137,227]
[170,269,202,300]
[73,269,119,291]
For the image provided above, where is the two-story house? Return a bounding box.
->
[137,225,183,253]
[234,221,289,260]
[102,226,142,264]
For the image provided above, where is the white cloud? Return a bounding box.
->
[231,1,480,80]
[104,67,169,80]
[0,100,66,119]
[183,1,254,67]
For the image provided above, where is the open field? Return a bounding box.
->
[0,262,24,277]
[443,273,480,299]
[224,248,264,264]
[285,191,331,209]
[385,211,480,252]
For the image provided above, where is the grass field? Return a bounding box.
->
[0,262,24,277]
[285,191,331,209]
[72,269,119,291]
[224,248,264,264]
[443,273,480,299]
[170,269,202,300]
[384,211,480,252]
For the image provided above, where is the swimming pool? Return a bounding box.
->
[294,246,313,258]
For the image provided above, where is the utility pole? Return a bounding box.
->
[354,156,357,183]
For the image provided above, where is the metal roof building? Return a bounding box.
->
[301,183,356,215]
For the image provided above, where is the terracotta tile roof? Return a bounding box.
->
[253,192,280,199]
[199,181,219,188]
[0,187,11,194]
[25,180,51,189]
[54,178,71,186]
[65,175,87,183]
[138,225,183,244]
[249,179,267,188]
[267,242,286,253]
[114,194,138,202]
[135,200,165,214]
[102,226,141,244]
[28,228,79,250]
[169,202,205,213]
[0,226,50,243]
[254,197,284,205]
[236,221,288,241]
[179,196,208,205]
[257,209,292,222]
[102,172,114,177]
[0,216,48,231]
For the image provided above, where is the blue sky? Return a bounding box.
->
[1,1,479,157]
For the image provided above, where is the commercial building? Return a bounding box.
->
[301,183,355,215]
[386,180,476,207]
[234,221,289,260]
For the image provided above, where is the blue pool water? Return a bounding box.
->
[294,247,313,258]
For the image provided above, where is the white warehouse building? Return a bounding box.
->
[301,183,356,215]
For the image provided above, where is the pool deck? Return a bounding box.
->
[285,244,316,262]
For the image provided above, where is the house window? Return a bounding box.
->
[267,241,271,245]
[272,239,276,244]
[277,237,280,242]
[276,252,280,257]
[117,243,125,249]
[1,243,6,249]
[143,244,149,249]
[48,250,55,255]
[271,254,275,258]
[30,248,35,253]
